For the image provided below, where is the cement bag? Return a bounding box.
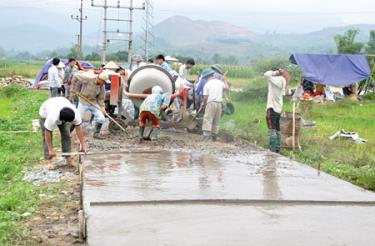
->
[127,64,175,107]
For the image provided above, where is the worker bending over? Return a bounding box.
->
[138,86,171,142]
[264,69,289,153]
[39,97,87,170]
[71,73,111,139]
[201,68,229,141]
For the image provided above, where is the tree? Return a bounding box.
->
[48,51,59,59]
[15,51,33,60]
[85,52,101,61]
[365,30,375,55]
[212,53,222,64]
[334,29,364,54]
[66,46,79,60]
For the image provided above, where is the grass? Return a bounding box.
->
[223,76,375,191]
[0,60,45,78]
[0,86,48,244]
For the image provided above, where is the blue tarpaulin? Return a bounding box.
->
[33,59,96,87]
[289,53,371,87]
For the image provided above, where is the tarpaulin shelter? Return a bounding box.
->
[289,54,371,87]
[33,59,96,87]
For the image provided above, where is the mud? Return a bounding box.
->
[82,128,375,245]
[23,165,84,246]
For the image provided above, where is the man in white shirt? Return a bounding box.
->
[39,97,88,169]
[264,69,289,153]
[48,57,62,97]
[179,58,195,80]
[201,68,229,141]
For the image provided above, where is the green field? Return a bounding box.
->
[224,76,375,190]
[0,86,48,244]
[0,60,45,78]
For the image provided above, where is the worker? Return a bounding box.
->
[264,69,289,153]
[195,64,225,108]
[211,64,224,80]
[70,72,111,139]
[39,97,87,170]
[138,86,171,142]
[179,58,195,80]
[64,58,78,99]
[132,55,145,71]
[201,68,229,141]
[48,57,62,97]
[155,54,172,72]
[57,61,66,96]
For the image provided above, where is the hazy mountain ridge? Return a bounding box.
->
[1,7,375,62]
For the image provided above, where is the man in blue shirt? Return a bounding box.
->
[156,54,172,72]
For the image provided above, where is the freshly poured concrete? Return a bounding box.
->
[82,150,375,245]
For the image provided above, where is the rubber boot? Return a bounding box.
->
[268,129,278,152]
[202,131,212,141]
[150,128,159,142]
[275,131,281,153]
[93,123,104,139]
[138,126,145,143]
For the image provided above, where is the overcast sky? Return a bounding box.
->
[1,0,375,33]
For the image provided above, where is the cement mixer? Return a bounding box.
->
[126,64,176,107]
[121,64,203,132]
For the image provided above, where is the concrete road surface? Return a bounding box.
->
[82,150,375,246]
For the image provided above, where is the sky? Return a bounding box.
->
[1,0,375,33]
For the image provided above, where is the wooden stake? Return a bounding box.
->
[292,102,296,151]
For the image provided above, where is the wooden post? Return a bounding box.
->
[292,102,296,151]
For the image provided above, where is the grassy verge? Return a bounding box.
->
[0,60,45,78]
[0,86,48,244]
[224,76,375,191]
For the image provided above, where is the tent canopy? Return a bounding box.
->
[289,53,371,87]
[34,59,96,87]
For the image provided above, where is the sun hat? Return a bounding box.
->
[211,64,224,75]
[201,68,215,79]
[152,85,163,94]
[98,73,111,84]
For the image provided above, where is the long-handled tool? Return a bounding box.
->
[71,90,127,132]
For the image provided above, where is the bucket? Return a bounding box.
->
[280,112,303,149]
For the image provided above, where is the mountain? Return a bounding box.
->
[1,8,375,63]
[152,15,254,47]
[147,16,375,63]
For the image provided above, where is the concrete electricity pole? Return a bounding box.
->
[92,0,144,65]
[92,0,108,63]
[142,0,154,60]
[71,0,87,59]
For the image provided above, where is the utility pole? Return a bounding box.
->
[75,34,80,55]
[142,0,153,60]
[91,0,108,63]
[71,0,87,59]
[126,0,145,68]
[92,0,144,65]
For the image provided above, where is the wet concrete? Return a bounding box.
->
[82,149,375,245]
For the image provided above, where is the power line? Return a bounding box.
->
[91,0,145,64]
[70,0,88,59]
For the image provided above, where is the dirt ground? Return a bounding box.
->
[23,123,263,245]
[23,165,84,245]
